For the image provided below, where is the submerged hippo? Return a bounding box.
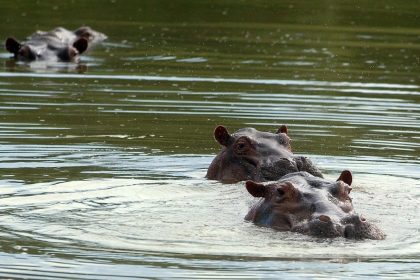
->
[245,171,385,240]
[5,26,107,62]
[206,125,323,183]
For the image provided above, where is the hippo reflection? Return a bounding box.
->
[5,26,106,62]
[206,125,323,183]
[245,171,385,240]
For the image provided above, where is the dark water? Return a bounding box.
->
[0,0,419,278]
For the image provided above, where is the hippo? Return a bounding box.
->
[5,26,107,62]
[206,125,323,183]
[245,171,385,240]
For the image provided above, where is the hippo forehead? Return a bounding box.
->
[232,127,290,147]
[18,43,70,61]
[270,172,352,214]
[280,171,333,188]
[276,173,338,200]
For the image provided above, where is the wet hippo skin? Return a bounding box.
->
[245,171,385,240]
[5,26,106,62]
[206,125,323,183]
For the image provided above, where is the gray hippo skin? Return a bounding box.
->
[5,26,107,62]
[245,171,385,240]
[206,125,323,183]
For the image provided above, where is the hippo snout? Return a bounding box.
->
[305,214,385,240]
[305,215,343,238]
[341,214,385,240]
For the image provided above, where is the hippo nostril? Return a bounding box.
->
[318,215,331,223]
[344,225,355,239]
[342,214,366,225]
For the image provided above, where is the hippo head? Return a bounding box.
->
[5,37,88,62]
[245,171,385,240]
[206,125,323,183]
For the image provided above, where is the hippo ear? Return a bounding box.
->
[276,124,288,135]
[5,37,21,54]
[245,181,267,197]
[337,170,352,186]
[73,37,88,54]
[214,125,231,146]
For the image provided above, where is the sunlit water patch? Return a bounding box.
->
[0,153,419,278]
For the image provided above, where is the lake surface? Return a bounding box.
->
[0,0,419,278]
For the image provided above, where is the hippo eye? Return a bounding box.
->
[234,137,252,154]
[277,135,292,150]
[18,47,33,59]
[235,142,247,153]
[274,182,298,200]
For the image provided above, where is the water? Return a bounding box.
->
[0,0,419,278]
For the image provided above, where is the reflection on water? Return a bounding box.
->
[0,0,419,278]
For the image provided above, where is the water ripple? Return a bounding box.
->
[0,72,417,89]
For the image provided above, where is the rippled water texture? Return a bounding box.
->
[0,0,419,278]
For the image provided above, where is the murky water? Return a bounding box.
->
[0,0,419,278]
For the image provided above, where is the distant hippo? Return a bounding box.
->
[206,125,323,183]
[5,26,107,62]
[245,171,385,240]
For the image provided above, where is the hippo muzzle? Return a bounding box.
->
[297,214,385,239]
